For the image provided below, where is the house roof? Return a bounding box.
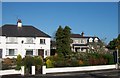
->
[71,34,101,42]
[71,34,99,39]
[0,24,51,38]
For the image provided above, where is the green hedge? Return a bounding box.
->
[45,52,114,68]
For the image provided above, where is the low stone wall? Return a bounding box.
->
[42,65,116,74]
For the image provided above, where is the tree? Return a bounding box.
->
[55,26,64,56]
[108,34,120,50]
[62,26,71,57]
[55,26,72,57]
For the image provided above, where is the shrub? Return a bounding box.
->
[3,58,12,66]
[103,53,114,64]
[46,59,54,68]
[78,60,84,66]
[23,56,34,74]
[16,54,22,70]
[54,56,66,67]
[2,58,12,70]
[34,56,43,66]
[34,56,43,73]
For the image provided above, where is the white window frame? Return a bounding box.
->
[81,39,84,44]
[26,49,33,56]
[6,37,17,43]
[40,39,46,44]
[6,49,17,56]
[26,37,34,43]
[89,38,93,42]
[94,38,98,42]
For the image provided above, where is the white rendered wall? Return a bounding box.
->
[0,36,50,58]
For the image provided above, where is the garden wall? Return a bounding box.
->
[42,65,116,74]
[0,69,21,75]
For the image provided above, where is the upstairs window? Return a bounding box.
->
[6,37,17,43]
[40,39,45,44]
[81,39,84,43]
[74,40,78,44]
[94,38,98,42]
[26,38,33,43]
[89,38,93,42]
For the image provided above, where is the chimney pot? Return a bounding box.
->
[17,19,22,27]
[81,32,84,36]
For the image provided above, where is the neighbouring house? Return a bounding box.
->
[0,19,51,58]
[71,32,100,52]
[51,32,101,54]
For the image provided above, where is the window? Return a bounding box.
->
[9,49,14,55]
[81,40,84,43]
[26,49,33,55]
[6,37,17,43]
[45,50,48,56]
[74,40,78,43]
[40,39,45,44]
[45,50,49,56]
[6,49,17,56]
[94,38,98,42]
[89,38,93,42]
[26,38,33,43]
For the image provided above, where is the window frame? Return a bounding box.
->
[26,37,34,44]
[26,49,33,56]
[40,39,46,44]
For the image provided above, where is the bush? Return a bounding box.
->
[16,54,22,70]
[34,56,43,73]
[54,56,66,67]
[2,58,12,70]
[3,58,12,66]
[103,53,114,64]
[46,59,54,68]
[34,56,43,66]
[23,56,34,74]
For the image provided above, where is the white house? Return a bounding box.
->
[0,20,51,58]
[71,32,100,52]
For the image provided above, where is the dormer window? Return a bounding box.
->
[94,38,98,42]
[89,38,93,42]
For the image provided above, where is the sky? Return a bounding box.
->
[2,2,118,44]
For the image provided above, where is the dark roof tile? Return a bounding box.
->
[0,24,51,38]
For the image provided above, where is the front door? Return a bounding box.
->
[38,49,44,58]
[0,49,2,58]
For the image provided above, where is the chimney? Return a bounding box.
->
[81,32,84,36]
[17,19,22,27]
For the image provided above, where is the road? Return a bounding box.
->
[1,69,120,78]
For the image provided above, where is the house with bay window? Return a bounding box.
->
[0,20,51,58]
[71,32,100,52]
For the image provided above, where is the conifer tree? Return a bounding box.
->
[55,26,64,56]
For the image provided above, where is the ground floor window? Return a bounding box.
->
[45,50,48,56]
[0,49,2,58]
[26,49,33,56]
[6,49,16,56]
